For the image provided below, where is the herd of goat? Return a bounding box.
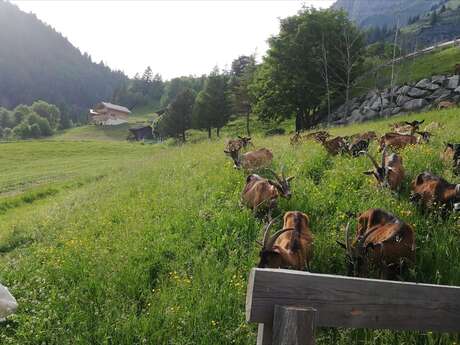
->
[224,120,460,279]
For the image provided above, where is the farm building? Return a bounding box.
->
[128,125,154,141]
[89,102,131,125]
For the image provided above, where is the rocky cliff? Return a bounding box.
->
[330,74,460,125]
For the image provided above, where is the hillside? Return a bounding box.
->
[0,1,126,121]
[331,0,436,28]
[0,107,459,344]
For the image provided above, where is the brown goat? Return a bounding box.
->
[242,171,294,212]
[454,64,460,75]
[363,147,404,191]
[438,100,456,110]
[224,147,273,170]
[379,133,417,151]
[257,211,313,270]
[442,143,460,175]
[320,136,347,155]
[390,120,424,136]
[338,208,415,279]
[306,131,331,143]
[410,172,460,212]
[225,136,253,153]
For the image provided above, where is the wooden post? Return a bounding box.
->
[272,306,317,345]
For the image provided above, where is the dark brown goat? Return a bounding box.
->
[410,172,460,212]
[338,208,415,279]
[257,211,313,270]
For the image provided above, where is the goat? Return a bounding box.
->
[379,133,417,151]
[454,64,460,75]
[320,136,347,155]
[224,147,273,170]
[347,138,370,157]
[225,136,253,153]
[410,172,460,212]
[438,100,456,110]
[362,146,404,191]
[0,283,18,322]
[337,208,415,279]
[242,170,294,213]
[306,131,330,143]
[257,211,313,270]
[442,143,460,175]
[390,120,424,136]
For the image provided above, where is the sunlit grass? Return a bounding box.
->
[0,108,459,344]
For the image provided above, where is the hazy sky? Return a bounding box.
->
[13,1,334,79]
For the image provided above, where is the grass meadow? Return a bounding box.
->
[0,108,459,344]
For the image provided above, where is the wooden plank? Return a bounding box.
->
[273,306,317,345]
[257,323,273,345]
[246,268,460,332]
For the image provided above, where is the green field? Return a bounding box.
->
[0,108,460,344]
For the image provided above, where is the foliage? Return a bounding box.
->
[250,8,365,131]
[156,88,196,141]
[192,69,232,138]
[0,100,59,140]
[0,108,460,344]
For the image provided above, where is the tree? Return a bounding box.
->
[192,68,232,138]
[430,11,438,25]
[156,88,196,141]
[31,100,61,129]
[250,8,365,131]
[229,55,256,135]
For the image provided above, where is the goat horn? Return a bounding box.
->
[266,169,282,183]
[381,145,387,170]
[262,218,276,248]
[363,151,380,170]
[266,227,295,250]
[345,221,351,252]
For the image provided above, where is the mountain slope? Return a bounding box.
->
[332,0,439,28]
[0,1,127,118]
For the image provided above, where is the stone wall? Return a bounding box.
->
[331,74,460,125]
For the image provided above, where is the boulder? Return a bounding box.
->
[381,108,394,117]
[370,97,390,111]
[392,107,402,115]
[415,78,440,91]
[432,75,446,85]
[402,99,428,112]
[396,95,412,107]
[407,87,430,98]
[426,88,451,101]
[454,86,460,94]
[396,85,411,95]
[447,75,460,90]
[361,108,379,119]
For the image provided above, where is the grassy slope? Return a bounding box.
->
[0,108,459,344]
[355,46,460,95]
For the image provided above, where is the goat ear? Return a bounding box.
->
[286,176,295,182]
[363,171,374,175]
[336,241,347,249]
[224,150,230,154]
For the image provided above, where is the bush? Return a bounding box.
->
[29,123,42,138]
[265,127,286,136]
[12,122,31,139]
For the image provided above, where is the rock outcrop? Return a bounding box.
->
[330,74,460,125]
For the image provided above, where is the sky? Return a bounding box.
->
[13,0,334,79]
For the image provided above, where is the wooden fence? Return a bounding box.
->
[246,268,460,345]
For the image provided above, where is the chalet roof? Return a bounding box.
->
[100,102,131,114]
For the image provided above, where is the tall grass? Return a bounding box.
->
[0,108,459,344]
